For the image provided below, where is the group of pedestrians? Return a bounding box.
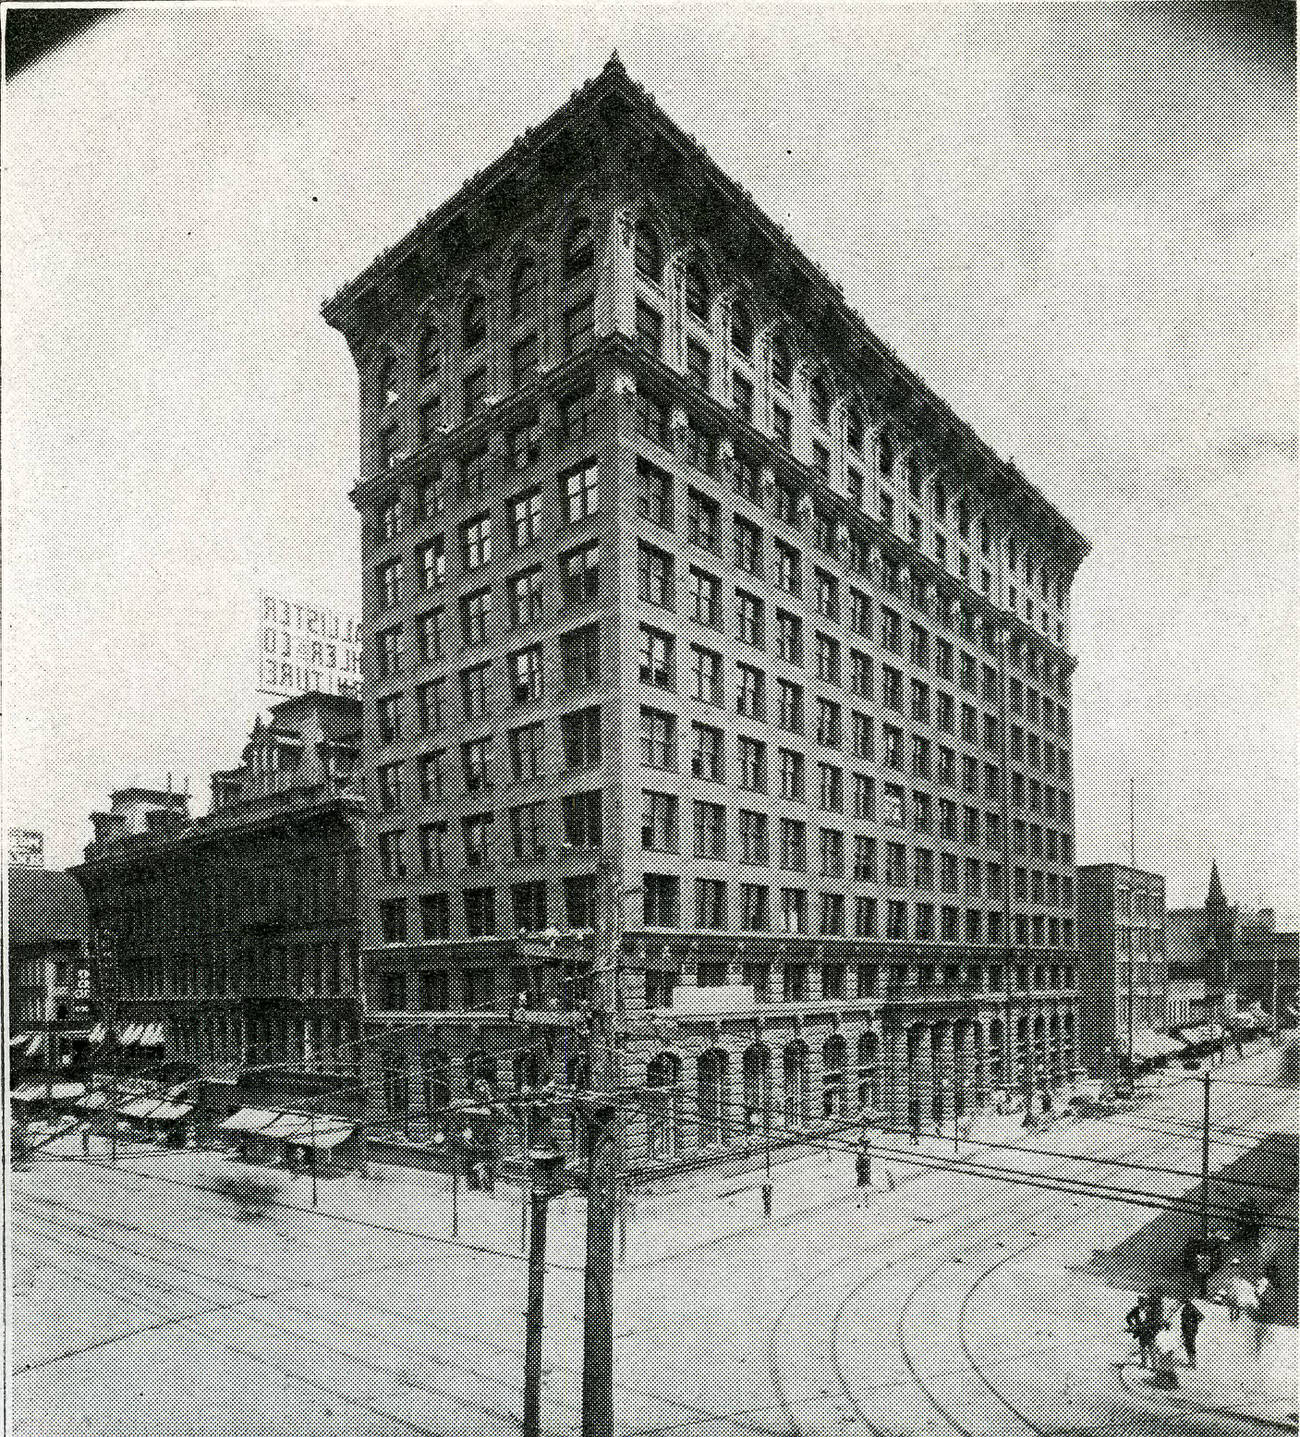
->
[1126,1292,1202,1387]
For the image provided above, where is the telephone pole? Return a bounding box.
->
[581,860,625,1437]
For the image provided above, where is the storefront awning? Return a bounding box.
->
[1130,1028,1183,1060]
[12,1082,85,1102]
[76,1092,110,1111]
[138,1023,166,1046]
[117,1024,142,1046]
[219,1107,283,1134]
[263,1112,354,1148]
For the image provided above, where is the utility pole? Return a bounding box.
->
[523,1147,563,1437]
[1199,1069,1212,1294]
[581,860,624,1437]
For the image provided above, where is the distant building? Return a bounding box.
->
[7,864,91,1072]
[72,693,365,1082]
[8,828,45,867]
[1076,864,1167,1076]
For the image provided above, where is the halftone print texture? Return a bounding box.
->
[10,13,1297,1437]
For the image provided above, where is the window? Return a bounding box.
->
[378,693,402,745]
[849,588,872,638]
[509,721,544,780]
[737,590,764,647]
[564,217,594,277]
[635,388,670,446]
[415,477,442,524]
[513,882,548,934]
[379,829,406,879]
[732,371,754,422]
[852,711,874,760]
[639,626,674,688]
[415,679,443,735]
[736,663,765,719]
[378,494,402,541]
[635,221,663,283]
[463,366,488,419]
[381,902,407,946]
[510,803,545,860]
[777,610,803,664]
[809,374,830,427]
[684,418,714,472]
[775,481,799,526]
[816,633,841,685]
[885,900,907,940]
[561,460,599,522]
[737,735,767,791]
[561,541,600,606]
[562,791,602,850]
[879,489,894,530]
[882,783,907,826]
[776,678,804,733]
[461,815,492,867]
[640,707,677,770]
[507,568,544,630]
[692,722,724,781]
[818,823,844,875]
[637,456,674,527]
[730,300,753,356]
[779,748,805,801]
[377,558,402,610]
[378,355,400,409]
[733,450,760,502]
[819,896,846,938]
[775,541,801,596]
[559,386,598,446]
[510,258,539,319]
[739,885,769,932]
[734,516,763,576]
[417,537,446,591]
[686,337,710,391]
[686,568,720,628]
[460,588,491,649]
[773,404,792,450]
[694,801,727,860]
[779,817,808,871]
[417,395,442,447]
[739,810,769,865]
[560,623,600,689]
[643,875,680,928]
[638,542,675,607]
[377,761,402,811]
[509,646,543,704]
[780,890,808,936]
[561,707,601,770]
[816,697,842,747]
[512,332,539,388]
[815,569,839,621]
[684,262,710,322]
[771,334,791,389]
[690,645,724,706]
[853,834,877,882]
[853,771,875,820]
[419,900,450,946]
[462,737,491,792]
[695,879,727,929]
[564,295,594,355]
[687,488,720,549]
[416,608,444,666]
[464,888,496,939]
[635,299,663,357]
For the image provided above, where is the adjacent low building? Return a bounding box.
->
[8,863,93,1076]
[1076,864,1167,1077]
[72,694,365,1086]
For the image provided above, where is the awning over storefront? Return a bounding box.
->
[76,1092,110,1111]
[138,1024,166,1047]
[219,1107,283,1135]
[262,1112,355,1148]
[1130,1028,1183,1060]
[118,1024,143,1046]
[11,1082,85,1102]
[118,1097,194,1122]
[87,1025,107,1044]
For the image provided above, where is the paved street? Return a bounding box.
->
[12,1043,1297,1436]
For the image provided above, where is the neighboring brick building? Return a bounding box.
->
[323,56,1089,1164]
[72,694,365,1081]
[8,864,92,1074]
[1076,864,1167,1077]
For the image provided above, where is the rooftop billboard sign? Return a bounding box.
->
[258,591,361,699]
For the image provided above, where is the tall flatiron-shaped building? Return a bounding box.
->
[324,56,1089,1162]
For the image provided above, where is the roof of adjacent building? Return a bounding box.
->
[8,866,88,946]
[320,53,1086,563]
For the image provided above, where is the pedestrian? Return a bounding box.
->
[1151,1322,1180,1388]
[1127,1302,1155,1368]
[1180,1300,1202,1368]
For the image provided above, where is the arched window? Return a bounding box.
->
[771,333,792,390]
[742,1043,770,1120]
[810,374,831,428]
[697,1049,730,1146]
[646,1052,681,1158]
[510,259,539,319]
[783,1040,810,1126]
[857,1032,880,1111]
[684,262,710,323]
[378,355,399,408]
[846,405,864,454]
[564,217,594,278]
[421,1049,450,1114]
[730,300,754,357]
[823,1035,847,1116]
[634,222,663,284]
[462,291,486,349]
[416,327,441,383]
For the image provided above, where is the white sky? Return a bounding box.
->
[4,3,1295,909]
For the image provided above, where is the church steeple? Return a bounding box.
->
[1207,860,1227,919]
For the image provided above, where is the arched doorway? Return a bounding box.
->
[930,1024,947,1125]
[906,1027,925,1134]
[742,1043,771,1128]
[698,1049,731,1147]
[988,1018,1005,1092]
[857,1031,881,1112]
[823,1034,848,1117]
[646,1052,682,1158]
[783,1041,811,1127]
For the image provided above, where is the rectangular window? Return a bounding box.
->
[460,588,491,649]
[780,891,808,936]
[509,645,543,704]
[691,722,724,782]
[815,697,842,748]
[509,487,543,549]
[739,886,770,933]
[560,623,601,689]
[561,460,599,523]
[643,875,681,928]
[463,367,487,418]
[853,834,877,882]
[508,721,544,780]
[734,516,763,576]
[688,568,721,627]
[773,404,792,451]
[777,610,803,664]
[507,419,541,471]
[377,761,402,812]
[419,900,450,946]
[415,680,443,735]
[560,540,600,607]
[774,541,801,596]
[460,662,490,722]
[635,299,663,357]
[779,748,805,802]
[732,371,754,422]
[686,337,710,391]
[736,663,765,719]
[694,880,727,930]
[564,295,594,355]
[687,488,720,549]
[737,735,767,792]
[816,633,841,685]
[377,558,402,610]
[853,772,875,819]
[464,888,496,939]
[559,388,598,446]
[637,456,674,528]
[461,737,492,793]
[690,645,724,706]
[561,791,602,850]
[417,536,446,591]
[635,389,670,447]
[815,569,839,621]
[639,626,675,689]
[512,332,539,388]
[507,568,544,629]
[415,608,444,667]
[818,763,844,813]
[693,800,726,860]
[736,589,764,647]
[377,693,402,745]
[377,626,402,679]
[512,881,548,934]
[462,813,492,868]
[738,809,769,865]
[640,707,677,770]
[561,707,601,770]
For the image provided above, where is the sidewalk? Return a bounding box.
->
[1116,1305,1298,1431]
